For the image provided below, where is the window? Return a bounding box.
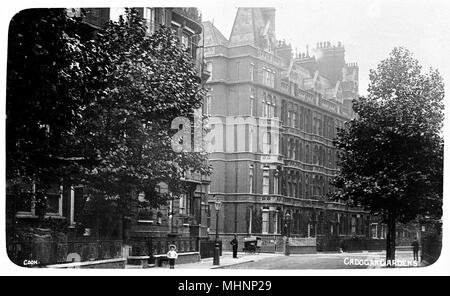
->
[298,175,302,198]
[262,209,269,234]
[250,63,255,81]
[45,185,62,215]
[143,8,156,34]
[313,145,318,165]
[179,193,193,216]
[181,34,189,49]
[292,176,297,198]
[262,69,267,85]
[305,144,310,163]
[262,92,268,117]
[298,142,302,161]
[270,71,275,88]
[14,182,34,213]
[319,176,324,197]
[249,127,254,152]
[312,115,317,135]
[380,224,386,239]
[179,194,186,214]
[288,179,292,197]
[12,182,65,217]
[160,8,167,26]
[249,165,254,193]
[262,94,275,119]
[292,141,297,160]
[271,96,276,118]
[250,89,255,116]
[205,94,212,115]
[328,150,332,168]
[250,97,255,116]
[262,68,275,88]
[351,216,357,235]
[305,175,310,199]
[274,171,279,195]
[262,168,270,195]
[288,139,293,159]
[206,62,212,81]
[263,132,271,154]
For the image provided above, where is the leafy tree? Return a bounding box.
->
[7,8,211,240]
[330,47,444,262]
[74,9,210,239]
[6,9,105,229]
[6,9,94,187]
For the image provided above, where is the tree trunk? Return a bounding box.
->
[386,210,396,265]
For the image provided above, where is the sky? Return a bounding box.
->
[197,0,450,97]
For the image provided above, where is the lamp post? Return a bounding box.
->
[284,211,291,256]
[213,198,222,265]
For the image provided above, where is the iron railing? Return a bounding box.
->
[7,239,123,266]
[129,237,199,256]
[199,239,222,259]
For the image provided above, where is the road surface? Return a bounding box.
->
[217,251,420,269]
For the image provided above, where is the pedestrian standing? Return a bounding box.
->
[167,245,178,269]
[230,234,238,258]
[411,239,420,261]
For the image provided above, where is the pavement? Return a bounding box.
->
[159,251,286,269]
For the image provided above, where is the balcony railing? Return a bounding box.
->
[257,49,282,66]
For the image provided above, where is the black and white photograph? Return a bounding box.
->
[1,0,449,276]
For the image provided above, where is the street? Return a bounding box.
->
[218,250,422,269]
[220,253,369,269]
[173,249,424,270]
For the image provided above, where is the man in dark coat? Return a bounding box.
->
[411,239,420,261]
[230,234,238,258]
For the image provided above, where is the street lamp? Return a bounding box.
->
[213,197,222,265]
[284,211,292,256]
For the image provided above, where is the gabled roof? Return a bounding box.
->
[201,21,229,47]
[228,8,275,48]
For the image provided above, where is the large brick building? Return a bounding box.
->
[202,8,371,249]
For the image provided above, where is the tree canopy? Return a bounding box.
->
[331,47,444,224]
[7,8,211,222]
[7,9,92,186]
